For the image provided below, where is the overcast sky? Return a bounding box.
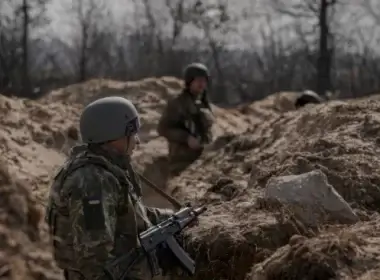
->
[42,0,379,51]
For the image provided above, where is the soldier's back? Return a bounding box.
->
[46,145,139,278]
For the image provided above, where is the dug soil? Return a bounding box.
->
[168,98,380,280]
[2,77,380,279]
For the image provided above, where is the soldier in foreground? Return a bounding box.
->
[158,63,215,177]
[45,96,179,280]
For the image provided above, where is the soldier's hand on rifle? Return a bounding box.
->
[187,136,201,150]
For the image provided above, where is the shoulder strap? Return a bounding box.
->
[57,153,141,204]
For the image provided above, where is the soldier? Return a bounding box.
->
[157,63,215,177]
[45,96,176,280]
[295,90,324,109]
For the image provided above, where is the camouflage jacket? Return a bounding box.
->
[157,90,214,173]
[45,144,172,280]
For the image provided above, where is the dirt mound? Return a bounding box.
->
[238,91,300,117]
[169,99,380,280]
[39,77,261,202]
[0,96,80,201]
[0,162,62,280]
[5,74,378,280]
[44,77,183,141]
[1,76,263,206]
[43,77,257,139]
[249,219,380,280]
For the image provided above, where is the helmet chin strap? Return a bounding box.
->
[124,136,131,155]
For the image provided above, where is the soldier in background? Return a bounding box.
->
[158,63,215,177]
[295,90,324,109]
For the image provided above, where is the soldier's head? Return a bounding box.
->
[295,90,324,109]
[79,96,140,156]
[184,63,209,96]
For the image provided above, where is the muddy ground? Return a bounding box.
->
[2,77,380,279]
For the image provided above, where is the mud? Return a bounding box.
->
[0,162,62,279]
[168,99,380,280]
[2,77,380,280]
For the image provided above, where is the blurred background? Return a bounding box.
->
[1,0,379,105]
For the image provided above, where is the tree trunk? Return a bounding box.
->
[79,24,87,82]
[317,0,332,97]
[21,0,31,96]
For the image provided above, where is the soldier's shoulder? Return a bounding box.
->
[64,164,120,194]
[68,163,107,177]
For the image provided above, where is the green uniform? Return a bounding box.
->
[157,90,214,176]
[46,144,172,280]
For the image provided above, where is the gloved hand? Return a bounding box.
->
[157,208,174,223]
[146,207,174,225]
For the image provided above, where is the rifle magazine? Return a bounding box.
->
[166,236,196,275]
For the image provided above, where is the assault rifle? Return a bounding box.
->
[183,114,209,144]
[104,205,207,280]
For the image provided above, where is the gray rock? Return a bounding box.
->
[264,170,359,226]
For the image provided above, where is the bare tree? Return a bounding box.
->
[271,0,339,97]
[67,0,111,82]
[0,0,50,95]
[0,0,18,91]
[363,0,380,25]
[1,0,380,103]
[188,0,237,102]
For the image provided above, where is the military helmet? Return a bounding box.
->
[79,96,140,144]
[295,90,323,108]
[183,63,210,86]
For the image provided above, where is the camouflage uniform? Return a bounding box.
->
[157,89,214,176]
[46,144,173,280]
